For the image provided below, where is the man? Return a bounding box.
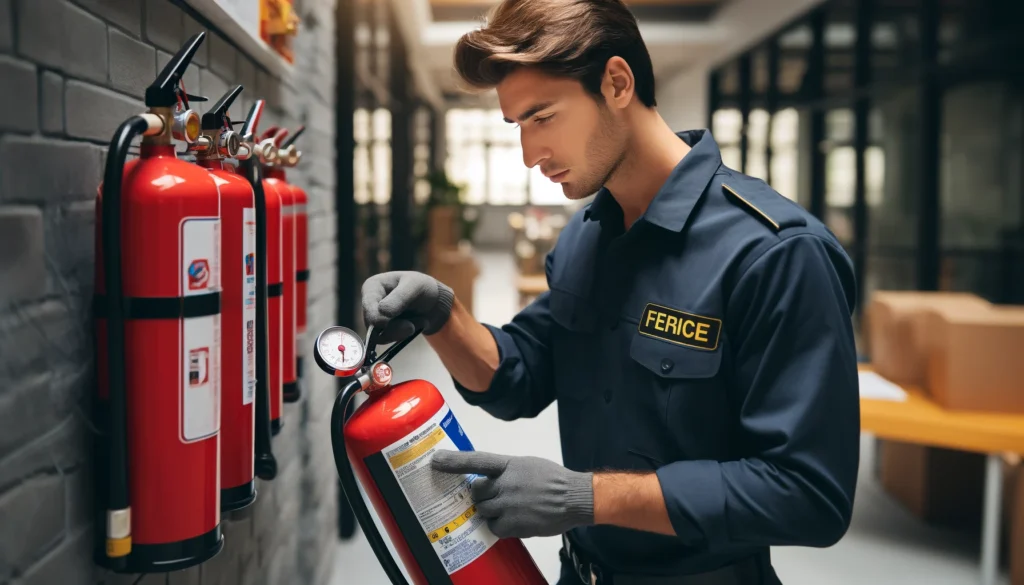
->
[360,0,860,583]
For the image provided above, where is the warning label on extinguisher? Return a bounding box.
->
[242,207,256,406]
[382,405,498,575]
[181,217,221,442]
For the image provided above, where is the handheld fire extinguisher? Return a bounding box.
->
[260,126,302,404]
[237,98,279,481]
[189,84,269,508]
[270,125,308,403]
[313,326,547,585]
[93,32,224,572]
[246,115,287,435]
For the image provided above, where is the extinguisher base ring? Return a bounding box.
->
[221,480,258,513]
[95,525,224,574]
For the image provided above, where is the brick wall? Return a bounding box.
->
[0,1,340,584]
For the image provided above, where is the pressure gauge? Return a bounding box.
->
[313,326,366,377]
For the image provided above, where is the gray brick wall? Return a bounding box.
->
[0,0,340,584]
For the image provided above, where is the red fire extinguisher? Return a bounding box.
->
[272,125,308,401]
[94,32,223,572]
[190,84,268,509]
[314,325,547,585]
[248,117,286,434]
[236,99,279,480]
[259,126,301,404]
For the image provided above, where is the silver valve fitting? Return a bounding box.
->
[280,145,301,167]
[235,141,254,161]
[172,109,201,145]
[257,138,279,166]
[219,130,242,159]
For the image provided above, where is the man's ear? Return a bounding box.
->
[602,56,635,109]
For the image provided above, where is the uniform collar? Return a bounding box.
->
[584,129,723,232]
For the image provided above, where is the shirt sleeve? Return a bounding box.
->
[655,233,861,550]
[451,253,558,421]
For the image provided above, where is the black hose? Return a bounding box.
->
[101,115,150,568]
[331,379,410,585]
[243,156,278,481]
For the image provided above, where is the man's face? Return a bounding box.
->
[496,67,628,200]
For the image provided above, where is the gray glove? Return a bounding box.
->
[361,271,455,342]
[430,450,594,539]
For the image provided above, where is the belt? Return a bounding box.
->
[560,534,769,585]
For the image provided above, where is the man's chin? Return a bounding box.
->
[561,183,596,201]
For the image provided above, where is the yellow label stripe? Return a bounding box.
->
[388,427,446,469]
[106,537,131,557]
[427,505,478,543]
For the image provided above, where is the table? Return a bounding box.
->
[859,365,1024,585]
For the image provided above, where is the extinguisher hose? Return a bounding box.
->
[243,155,278,480]
[100,115,151,558]
[331,379,411,585]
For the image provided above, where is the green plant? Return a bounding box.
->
[426,169,466,207]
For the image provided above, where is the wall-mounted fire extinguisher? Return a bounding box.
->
[246,115,286,435]
[236,98,278,481]
[260,126,302,404]
[267,125,308,403]
[314,326,548,585]
[93,32,224,572]
[189,84,275,508]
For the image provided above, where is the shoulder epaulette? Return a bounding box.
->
[721,181,807,232]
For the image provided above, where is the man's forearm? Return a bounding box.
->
[592,472,676,536]
[425,297,500,392]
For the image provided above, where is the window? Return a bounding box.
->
[445,108,572,206]
[712,108,742,170]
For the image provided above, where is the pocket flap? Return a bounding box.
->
[629,333,722,379]
[549,289,599,333]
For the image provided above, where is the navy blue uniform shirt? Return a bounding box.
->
[453,129,860,576]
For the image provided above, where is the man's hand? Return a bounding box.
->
[430,450,594,539]
[361,271,455,342]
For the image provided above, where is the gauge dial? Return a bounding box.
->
[314,326,365,377]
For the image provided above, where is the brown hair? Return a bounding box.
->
[453,0,657,107]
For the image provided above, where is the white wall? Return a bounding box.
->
[656,0,826,132]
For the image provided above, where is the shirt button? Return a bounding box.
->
[603,387,613,403]
[660,359,674,374]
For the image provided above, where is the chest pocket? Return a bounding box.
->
[628,332,732,462]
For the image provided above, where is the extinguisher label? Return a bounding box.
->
[382,405,498,574]
[243,207,257,406]
[181,217,221,442]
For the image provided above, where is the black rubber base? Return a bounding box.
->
[271,417,282,436]
[96,525,223,574]
[283,380,301,403]
[221,480,257,513]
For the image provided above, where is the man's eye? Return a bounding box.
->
[535,114,555,125]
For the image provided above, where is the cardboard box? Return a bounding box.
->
[866,291,991,387]
[878,440,985,532]
[925,307,1024,413]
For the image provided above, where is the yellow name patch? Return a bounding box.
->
[638,303,722,351]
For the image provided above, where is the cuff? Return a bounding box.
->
[655,460,728,549]
[563,471,595,526]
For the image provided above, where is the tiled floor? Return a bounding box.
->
[328,250,1008,585]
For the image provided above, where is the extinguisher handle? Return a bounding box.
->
[279,124,305,149]
[145,32,205,108]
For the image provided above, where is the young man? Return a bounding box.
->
[360,0,861,583]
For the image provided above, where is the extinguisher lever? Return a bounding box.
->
[279,124,306,149]
[145,32,206,108]
[241,100,266,143]
[202,85,244,131]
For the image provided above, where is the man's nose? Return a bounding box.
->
[521,135,549,169]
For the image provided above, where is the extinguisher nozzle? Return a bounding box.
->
[283,380,302,403]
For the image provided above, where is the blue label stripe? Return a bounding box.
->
[440,408,474,452]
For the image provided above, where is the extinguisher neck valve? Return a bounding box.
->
[142,106,175,146]
[258,139,279,165]
[235,141,254,161]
